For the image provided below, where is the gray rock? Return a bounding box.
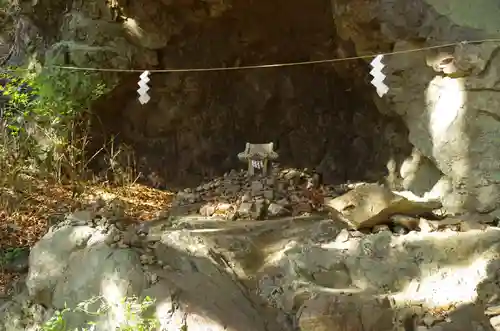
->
[51,245,147,327]
[252,198,267,219]
[267,202,288,217]
[24,224,149,330]
[251,180,264,196]
[66,210,95,224]
[199,203,216,217]
[399,149,443,197]
[238,202,253,217]
[324,183,441,229]
[298,294,394,331]
[10,203,500,331]
[490,315,500,331]
[121,227,142,247]
[431,304,494,331]
[335,229,350,243]
[334,0,500,214]
[26,225,96,305]
[263,189,274,200]
[147,231,286,331]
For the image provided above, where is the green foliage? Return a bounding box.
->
[0,247,25,267]
[0,65,111,181]
[33,67,107,120]
[0,75,34,136]
[41,296,159,331]
[0,67,107,133]
[41,308,69,331]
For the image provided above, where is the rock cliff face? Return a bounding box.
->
[6,0,500,214]
[332,0,500,214]
[6,0,412,187]
[80,0,412,187]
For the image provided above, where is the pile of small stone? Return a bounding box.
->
[165,167,499,237]
[171,167,345,221]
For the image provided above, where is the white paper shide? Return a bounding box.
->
[137,70,151,104]
[370,55,389,97]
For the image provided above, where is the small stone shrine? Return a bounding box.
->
[237,142,278,176]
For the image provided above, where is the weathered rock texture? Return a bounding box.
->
[332,0,500,214]
[6,0,414,188]
[6,0,500,214]
[3,196,500,330]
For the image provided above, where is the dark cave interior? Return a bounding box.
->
[87,0,412,188]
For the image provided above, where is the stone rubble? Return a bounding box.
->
[167,167,496,234]
[171,167,338,221]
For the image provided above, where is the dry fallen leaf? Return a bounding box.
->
[0,178,174,295]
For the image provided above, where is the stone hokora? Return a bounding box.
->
[237,142,278,176]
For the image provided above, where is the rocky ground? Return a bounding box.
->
[2,167,500,330]
[0,179,174,295]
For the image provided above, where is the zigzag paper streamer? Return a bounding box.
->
[370,55,389,97]
[137,70,151,104]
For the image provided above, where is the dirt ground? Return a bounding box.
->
[0,178,174,296]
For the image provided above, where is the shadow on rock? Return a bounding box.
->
[3,207,500,330]
[3,219,288,331]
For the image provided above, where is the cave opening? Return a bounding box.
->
[88,0,412,189]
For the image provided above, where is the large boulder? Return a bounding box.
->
[323,183,441,229]
[26,224,149,328]
[5,205,500,330]
[21,212,285,331]
[149,230,284,331]
[332,0,500,214]
[26,225,97,306]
